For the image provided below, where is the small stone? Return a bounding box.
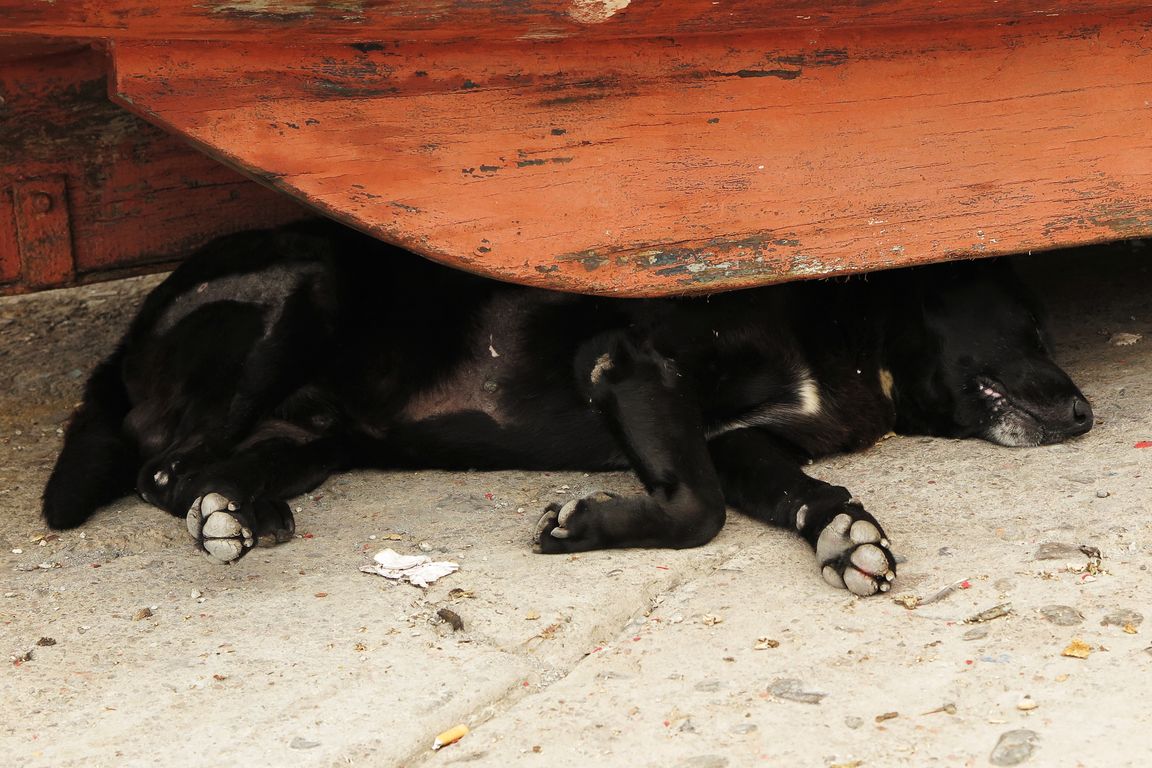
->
[1034,542,1080,561]
[418,542,433,552]
[289,737,320,750]
[1095,490,1110,499]
[10,548,22,555]
[524,611,540,621]
[190,590,202,599]
[990,729,1039,766]
[35,637,56,647]
[1038,605,1084,626]
[132,607,153,621]
[674,757,728,768]
[844,716,864,729]
[767,678,826,705]
[963,626,989,641]
[1108,332,1142,346]
[700,614,724,626]
[753,637,780,650]
[1101,609,1143,628]
[1016,695,1038,711]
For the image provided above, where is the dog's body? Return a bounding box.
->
[43,221,1092,595]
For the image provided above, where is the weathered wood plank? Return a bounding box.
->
[0,1,1148,43]
[0,44,309,294]
[108,15,1152,295]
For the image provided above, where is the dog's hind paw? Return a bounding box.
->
[811,504,896,597]
[186,493,255,564]
[532,491,620,553]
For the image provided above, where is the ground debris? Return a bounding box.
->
[436,608,464,632]
[35,637,56,646]
[874,711,899,723]
[432,724,469,750]
[896,577,971,609]
[965,603,1012,624]
[1061,639,1093,659]
[753,637,779,650]
[132,607,153,621]
[921,703,957,716]
[359,548,458,587]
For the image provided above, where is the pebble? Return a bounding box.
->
[1038,605,1084,626]
[675,757,728,768]
[990,729,1038,766]
[1096,490,1110,498]
[1033,542,1081,561]
[11,548,22,554]
[289,737,320,750]
[844,716,864,729]
[1101,609,1143,628]
[767,678,827,705]
[1016,695,1038,712]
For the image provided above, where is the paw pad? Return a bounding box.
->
[186,493,254,564]
[815,510,896,597]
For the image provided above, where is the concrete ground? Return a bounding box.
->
[1,242,1150,768]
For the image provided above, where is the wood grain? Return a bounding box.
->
[107,15,1152,294]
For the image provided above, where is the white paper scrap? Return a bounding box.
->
[359,548,459,588]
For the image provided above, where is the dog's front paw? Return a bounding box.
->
[186,492,256,564]
[803,501,896,596]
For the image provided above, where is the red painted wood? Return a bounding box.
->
[3,5,1151,295]
[0,0,1146,42]
[0,43,309,295]
[106,15,1152,295]
[12,177,75,288]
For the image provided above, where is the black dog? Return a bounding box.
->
[42,220,1092,596]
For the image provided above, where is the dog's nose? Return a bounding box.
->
[1069,395,1093,434]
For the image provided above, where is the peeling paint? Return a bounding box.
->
[567,0,630,25]
[211,1,365,21]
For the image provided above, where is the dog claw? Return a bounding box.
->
[556,498,580,528]
[549,527,571,539]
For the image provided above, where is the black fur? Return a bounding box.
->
[42,220,1092,594]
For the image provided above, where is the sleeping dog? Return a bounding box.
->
[42,220,1092,596]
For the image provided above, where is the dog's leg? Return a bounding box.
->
[151,427,345,564]
[535,335,725,553]
[708,428,896,596]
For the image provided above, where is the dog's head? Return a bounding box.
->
[884,259,1092,446]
